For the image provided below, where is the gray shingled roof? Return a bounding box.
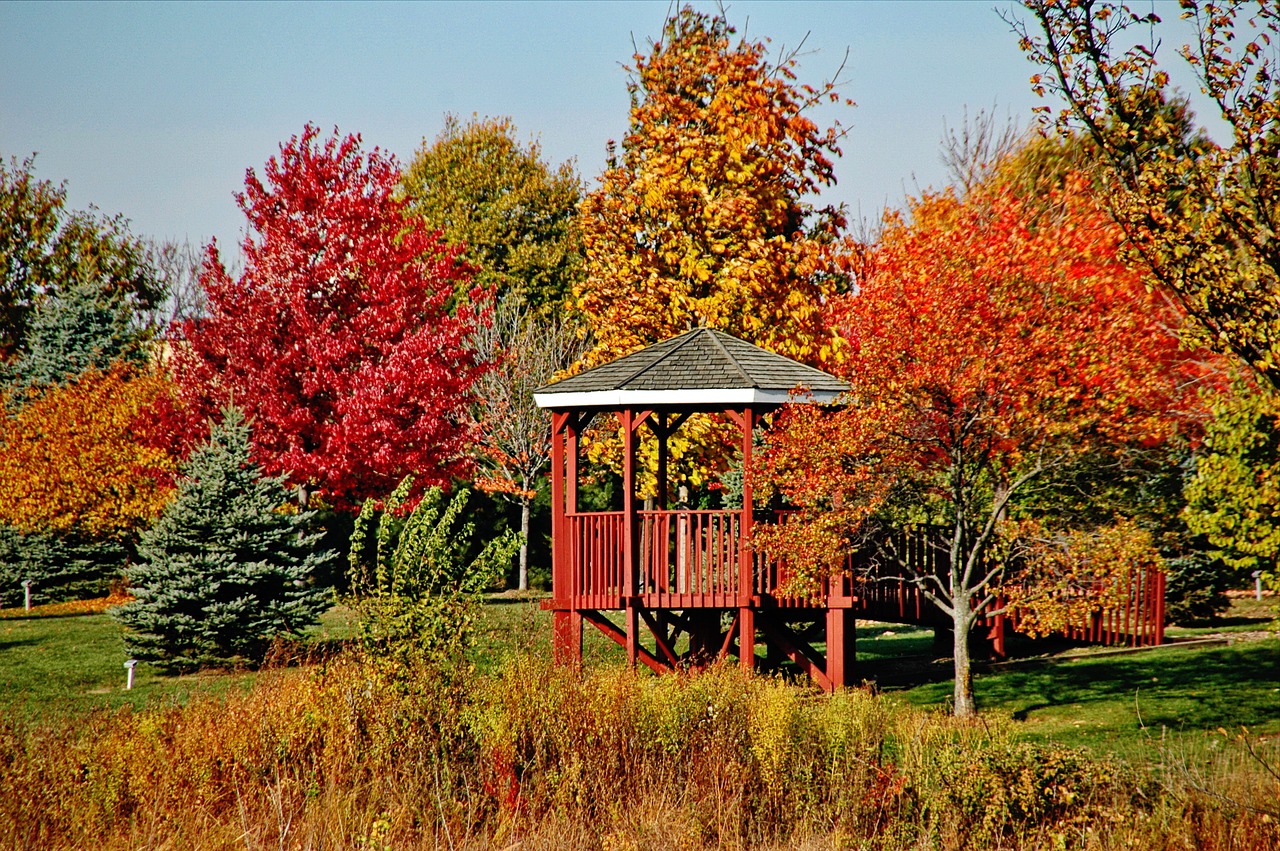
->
[536,328,848,396]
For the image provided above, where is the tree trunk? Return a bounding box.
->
[296,483,310,511]
[518,496,531,591]
[952,595,977,717]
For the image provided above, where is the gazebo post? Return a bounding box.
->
[826,606,856,688]
[656,413,669,510]
[622,408,640,668]
[737,406,755,672]
[550,412,581,665]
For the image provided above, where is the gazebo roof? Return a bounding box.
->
[533,328,848,411]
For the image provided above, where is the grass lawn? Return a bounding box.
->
[2,590,1276,761]
[867,595,1280,756]
[902,638,1280,752]
[0,601,352,719]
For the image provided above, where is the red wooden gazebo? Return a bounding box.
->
[534,328,1168,690]
[533,328,862,690]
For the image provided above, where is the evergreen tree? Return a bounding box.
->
[2,278,144,405]
[0,525,125,607]
[115,407,333,671]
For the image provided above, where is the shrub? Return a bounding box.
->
[348,477,518,676]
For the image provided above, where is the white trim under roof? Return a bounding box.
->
[533,387,844,410]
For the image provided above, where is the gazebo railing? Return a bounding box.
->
[640,509,742,606]
[566,509,745,606]
[566,511,626,608]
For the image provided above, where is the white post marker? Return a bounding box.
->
[1254,570,1264,601]
[124,659,138,690]
[21,580,31,612]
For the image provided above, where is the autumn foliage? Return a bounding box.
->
[0,362,176,537]
[169,125,485,509]
[1017,0,1280,393]
[763,177,1199,560]
[576,6,853,369]
[758,174,1206,714]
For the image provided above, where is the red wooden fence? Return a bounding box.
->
[563,511,1165,647]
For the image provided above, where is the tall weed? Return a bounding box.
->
[1,653,1277,849]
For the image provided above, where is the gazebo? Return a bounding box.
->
[533,328,862,690]
[533,328,1170,690]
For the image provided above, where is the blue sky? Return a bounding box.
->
[1,1,1213,257]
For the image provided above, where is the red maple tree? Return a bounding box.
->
[168,125,485,509]
[757,174,1210,716]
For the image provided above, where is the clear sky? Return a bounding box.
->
[1,1,1213,258]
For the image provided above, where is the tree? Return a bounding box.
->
[757,176,1203,716]
[0,362,176,538]
[2,277,146,406]
[0,154,162,362]
[401,115,584,316]
[576,5,854,368]
[1184,384,1280,594]
[981,128,1235,624]
[572,6,854,495]
[115,407,332,672]
[135,239,208,331]
[169,125,486,510]
[0,526,126,607]
[470,296,586,590]
[1012,0,1280,393]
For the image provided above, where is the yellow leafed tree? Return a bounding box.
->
[574,6,855,494]
[576,6,854,368]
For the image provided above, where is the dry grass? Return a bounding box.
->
[1,652,1277,850]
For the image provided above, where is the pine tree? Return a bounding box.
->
[115,407,333,671]
[2,278,145,405]
[0,525,125,607]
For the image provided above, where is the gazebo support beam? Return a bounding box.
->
[550,412,582,665]
[622,408,640,668]
[728,406,757,673]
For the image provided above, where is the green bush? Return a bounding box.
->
[348,477,517,676]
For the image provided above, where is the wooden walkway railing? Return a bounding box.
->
[562,510,1165,647]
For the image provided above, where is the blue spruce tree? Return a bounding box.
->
[2,277,146,406]
[115,407,333,671]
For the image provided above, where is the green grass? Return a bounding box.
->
[3,591,1276,762]
[0,610,255,717]
[902,639,1280,753]
[879,595,1280,756]
[470,592,661,673]
[0,603,354,718]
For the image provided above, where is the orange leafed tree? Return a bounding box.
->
[574,6,854,495]
[0,363,177,538]
[757,174,1207,716]
[576,5,854,369]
